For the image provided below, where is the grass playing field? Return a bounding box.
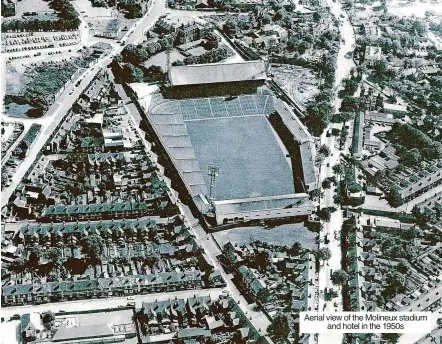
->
[185,115,295,201]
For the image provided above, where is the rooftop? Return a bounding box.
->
[169,61,267,86]
[214,193,313,214]
[52,324,114,342]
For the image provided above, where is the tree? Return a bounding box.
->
[28,247,41,268]
[401,148,421,166]
[223,18,238,35]
[322,178,332,189]
[317,247,332,261]
[42,311,55,329]
[201,33,219,50]
[339,111,355,122]
[167,0,175,7]
[339,96,360,113]
[412,205,435,226]
[396,262,408,274]
[145,65,164,82]
[305,102,333,137]
[252,251,270,271]
[122,44,148,64]
[317,208,332,222]
[382,273,406,300]
[340,78,359,97]
[287,242,302,257]
[381,333,401,344]
[333,194,342,205]
[123,63,144,83]
[267,314,290,339]
[412,20,426,36]
[387,188,403,207]
[256,288,270,304]
[47,247,63,268]
[318,144,331,157]
[331,269,348,289]
[81,235,104,262]
[437,317,442,329]
[306,221,323,233]
[387,245,406,259]
[332,163,345,177]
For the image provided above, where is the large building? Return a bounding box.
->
[213,193,314,225]
[168,61,267,98]
[19,309,136,344]
[1,0,15,17]
[145,87,316,225]
[176,22,201,44]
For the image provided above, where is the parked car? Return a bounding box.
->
[127,296,135,300]
[127,302,136,306]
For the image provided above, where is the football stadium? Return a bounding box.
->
[145,61,317,225]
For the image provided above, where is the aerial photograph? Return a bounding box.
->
[1,0,441,343]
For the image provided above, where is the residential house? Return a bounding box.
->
[20,313,44,342]
[2,271,202,307]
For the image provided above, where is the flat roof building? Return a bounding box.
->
[168,61,267,98]
[214,193,314,225]
[169,61,267,86]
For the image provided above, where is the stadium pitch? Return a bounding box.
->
[185,115,295,201]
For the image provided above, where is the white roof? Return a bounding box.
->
[383,103,407,112]
[169,61,267,87]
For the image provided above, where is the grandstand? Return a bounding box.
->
[148,94,316,225]
[151,94,276,120]
[168,61,267,98]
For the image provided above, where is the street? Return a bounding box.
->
[316,0,357,343]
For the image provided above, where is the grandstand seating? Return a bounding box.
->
[151,95,276,121]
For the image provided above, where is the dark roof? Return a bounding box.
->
[2,271,201,296]
[169,61,267,86]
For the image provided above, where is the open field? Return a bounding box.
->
[213,223,317,250]
[185,115,295,201]
[5,47,100,118]
[270,64,320,107]
[5,63,32,96]
[75,0,136,37]
[388,0,442,18]
[143,49,185,69]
